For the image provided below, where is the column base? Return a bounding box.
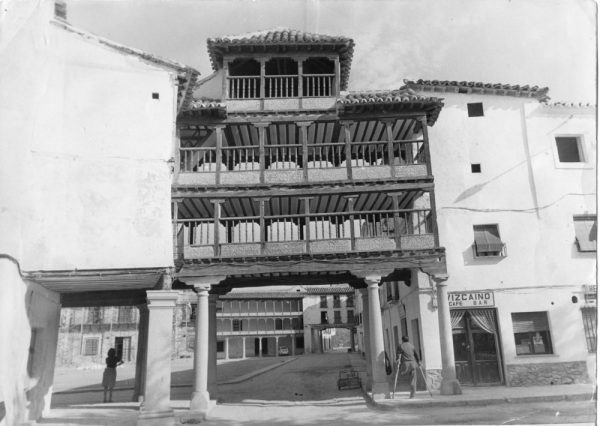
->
[370,381,391,400]
[186,397,217,421]
[190,390,212,413]
[137,409,176,426]
[440,378,462,395]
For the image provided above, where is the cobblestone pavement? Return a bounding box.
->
[44,352,596,425]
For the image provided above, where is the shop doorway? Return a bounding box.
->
[452,309,503,385]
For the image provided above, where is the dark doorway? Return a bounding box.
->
[114,336,132,362]
[452,309,503,385]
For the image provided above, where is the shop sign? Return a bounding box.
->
[448,291,494,308]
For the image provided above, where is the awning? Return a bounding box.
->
[574,217,597,252]
[474,227,504,253]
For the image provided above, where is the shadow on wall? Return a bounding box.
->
[462,246,505,267]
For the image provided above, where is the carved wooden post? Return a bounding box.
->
[344,195,358,251]
[254,122,269,184]
[383,119,396,178]
[297,122,312,182]
[254,197,269,255]
[210,199,225,257]
[300,197,313,253]
[341,121,354,181]
[213,125,224,185]
[420,115,433,176]
[388,193,402,249]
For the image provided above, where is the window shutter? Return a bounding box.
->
[512,312,549,333]
[474,225,504,253]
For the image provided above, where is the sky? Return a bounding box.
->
[66,0,597,103]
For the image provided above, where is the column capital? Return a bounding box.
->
[209,199,226,205]
[146,290,178,309]
[182,276,227,290]
[364,276,382,287]
[432,274,449,285]
[252,122,271,128]
[296,121,313,127]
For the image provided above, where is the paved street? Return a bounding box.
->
[45,352,596,425]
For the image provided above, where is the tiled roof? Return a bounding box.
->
[221,292,306,299]
[206,28,354,90]
[542,102,596,109]
[404,79,550,102]
[338,89,444,126]
[305,285,354,294]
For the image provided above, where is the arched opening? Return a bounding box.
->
[265,58,298,98]
[228,58,261,99]
[302,57,335,97]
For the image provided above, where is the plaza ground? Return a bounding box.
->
[45,352,597,425]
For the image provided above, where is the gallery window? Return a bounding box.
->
[83,337,100,356]
[555,136,584,163]
[232,319,243,331]
[217,341,225,352]
[473,224,506,257]
[574,215,597,252]
[320,296,327,308]
[511,312,553,355]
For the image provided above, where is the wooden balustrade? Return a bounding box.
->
[180,139,426,172]
[178,208,432,248]
[303,74,334,97]
[228,76,260,99]
[226,74,335,99]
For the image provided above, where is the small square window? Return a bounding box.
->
[555,137,583,162]
[511,312,553,355]
[152,92,160,100]
[83,337,99,356]
[574,215,597,252]
[217,341,225,352]
[473,224,505,257]
[467,102,484,117]
[471,164,481,173]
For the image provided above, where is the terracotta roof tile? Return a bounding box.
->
[305,285,354,294]
[404,79,550,102]
[207,28,354,90]
[338,89,444,126]
[542,101,596,109]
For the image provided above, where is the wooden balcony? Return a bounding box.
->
[175,207,435,260]
[176,139,428,186]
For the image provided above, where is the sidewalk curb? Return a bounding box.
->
[219,356,298,385]
[362,387,597,410]
[54,357,299,395]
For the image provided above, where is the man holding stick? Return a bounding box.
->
[396,336,421,398]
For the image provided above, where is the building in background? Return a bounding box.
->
[370,81,597,387]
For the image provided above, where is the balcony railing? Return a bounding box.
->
[178,208,435,259]
[178,139,427,181]
[226,74,335,99]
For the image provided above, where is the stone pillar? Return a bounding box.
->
[207,295,218,398]
[258,337,263,357]
[138,290,178,425]
[291,334,295,355]
[242,337,246,359]
[275,336,279,357]
[360,288,372,389]
[350,328,356,352]
[435,275,462,395]
[366,276,390,399]
[133,304,149,402]
[318,330,324,353]
[225,337,230,360]
[190,284,211,416]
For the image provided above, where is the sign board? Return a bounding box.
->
[448,291,495,308]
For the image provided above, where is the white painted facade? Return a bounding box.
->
[0,1,183,423]
[377,90,596,386]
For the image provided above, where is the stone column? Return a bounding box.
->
[225,337,230,360]
[435,275,462,395]
[242,337,246,359]
[133,303,149,402]
[275,336,280,357]
[207,295,218,399]
[291,334,295,355]
[366,276,390,399]
[190,284,211,416]
[318,330,324,353]
[258,337,263,357]
[350,328,356,352]
[138,290,178,425]
[360,288,372,389]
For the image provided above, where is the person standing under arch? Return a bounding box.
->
[102,348,124,403]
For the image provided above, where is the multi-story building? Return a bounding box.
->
[55,284,358,367]
[370,80,596,387]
